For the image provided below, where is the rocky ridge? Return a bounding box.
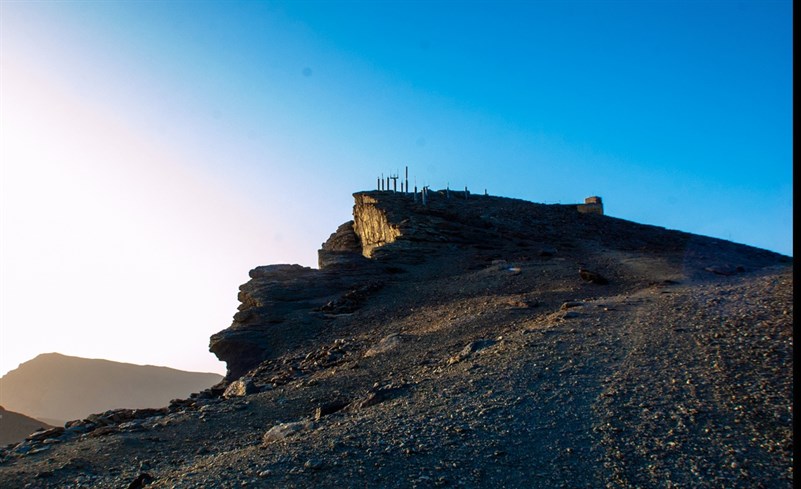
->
[0,190,792,488]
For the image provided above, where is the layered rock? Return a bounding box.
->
[352,194,401,257]
[209,263,383,380]
[317,221,368,269]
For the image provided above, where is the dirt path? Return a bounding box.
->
[595,268,793,488]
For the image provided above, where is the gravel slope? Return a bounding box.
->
[0,266,791,488]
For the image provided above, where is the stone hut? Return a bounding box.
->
[577,196,603,215]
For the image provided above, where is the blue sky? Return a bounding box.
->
[0,0,792,376]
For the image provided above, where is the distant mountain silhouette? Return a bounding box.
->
[0,353,223,425]
[0,406,53,446]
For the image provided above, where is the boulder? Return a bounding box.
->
[222,378,258,398]
[262,420,313,444]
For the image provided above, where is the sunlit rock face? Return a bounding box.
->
[352,194,401,258]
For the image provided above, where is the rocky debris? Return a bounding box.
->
[303,458,325,471]
[704,264,746,276]
[348,385,407,411]
[244,338,360,390]
[447,339,498,365]
[364,333,404,357]
[262,420,314,444]
[318,282,383,315]
[594,271,793,488]
[0,404,197,464]
[191,381,228,400]
[24,427,64,443]
[127,472,154,489]
[313,400,350,421]
[579,267,608,284]
[222,378,258,398]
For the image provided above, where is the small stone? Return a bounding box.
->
[314,400,350,420]
[365,333,403,357]
[127,473,154,489]
[579,268,608,284]
[25,427,65,442]
[539,245,558,257]
[262,421,312,444]
[560,301,583,310]
[223,378,258,398]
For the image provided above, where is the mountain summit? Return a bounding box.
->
[1,190,792,488]
[210,190,788,380]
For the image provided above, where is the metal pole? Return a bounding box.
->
[405,166,409,195]
[465,186,469,199]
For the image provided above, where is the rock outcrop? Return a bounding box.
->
[317,221,368,269]
[209,190,789,381]
[209,263,382,380]
[351,194,401,257]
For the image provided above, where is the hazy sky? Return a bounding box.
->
[0,1,792,377]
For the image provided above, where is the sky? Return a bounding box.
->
[0,0,792,377]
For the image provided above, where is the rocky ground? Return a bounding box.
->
[0,191,792,488]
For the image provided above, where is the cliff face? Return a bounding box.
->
[208,190,789,380]
[208,192,411,379]
[210,193,403,379]
[351,193,401,257]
